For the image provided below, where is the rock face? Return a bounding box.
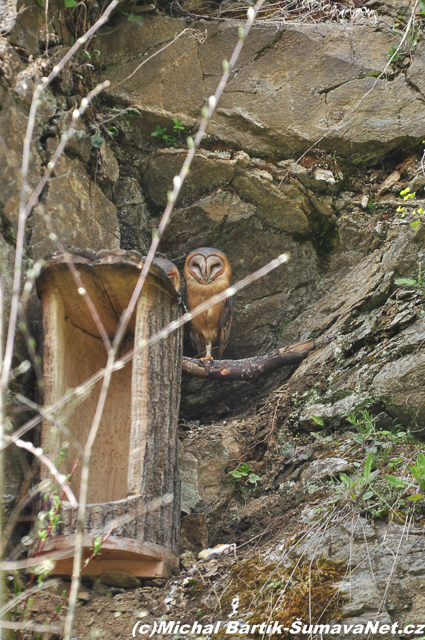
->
[99,18,425,162]
[3,4,425,626]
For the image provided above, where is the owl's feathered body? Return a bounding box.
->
[184,248,233,360]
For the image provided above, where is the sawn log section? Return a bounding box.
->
[182,338,321,381]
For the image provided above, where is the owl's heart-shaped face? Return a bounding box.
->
[187,254,225,284]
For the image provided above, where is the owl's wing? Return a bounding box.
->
[218,295,234,360]
[183,284,204,356]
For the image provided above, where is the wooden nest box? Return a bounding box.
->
[35,249,182,579]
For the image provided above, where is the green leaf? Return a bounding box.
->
[419,0,425,12]
[364,452,373,482]
[151,125,167,137]
[248,473,261,483]
[90,135,104,148]
[126,108,141,116]
[385,474,406,488]
[352,435,364,444]
[282,444,296,457]
[108,126,119,137]
[311,415,324,426]
[407,493,424,501]
[411,220,421,229]
[128,13,144,27]
[173,118,184,131]
[394,278,416,286]
[363,491,374,500]
[64,0,77,7]
[36,0,45,7]
[237,463,251,475]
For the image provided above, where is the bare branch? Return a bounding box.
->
[5,437,78,507]
[182,339,316,380]
[0,0,118,399]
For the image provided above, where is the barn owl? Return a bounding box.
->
[183,247,233,360]
[153,257,181,292]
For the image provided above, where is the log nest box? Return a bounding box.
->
[35,249,183,579]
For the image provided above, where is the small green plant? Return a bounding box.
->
[332,452,379,503]
[311,431,333,445]
[229,463,261,490]
[395,263,425,295]
[310,415,334,444]
[281,443,312,463]
[116,6,144,27]
[151,119,186,147]
[407,452,425,500]
[388,45,407,65]
[388,17,420,69]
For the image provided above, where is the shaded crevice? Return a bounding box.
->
[405,77,425,104]
[318,72,395,95]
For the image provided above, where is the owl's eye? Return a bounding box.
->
[209,262,223,279]
[191,263,203,279]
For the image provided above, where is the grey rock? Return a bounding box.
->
[179,442,201,514]
[113,177,147,253]
[100,19,425,162]
[300,457,350,483]
[30,154,120,259]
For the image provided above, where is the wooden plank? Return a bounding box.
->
[128,288,151,496]
[43,534,179,567]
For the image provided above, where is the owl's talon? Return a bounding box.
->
[200,356,214,362]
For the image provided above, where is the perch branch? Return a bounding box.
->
[182,339,316,381]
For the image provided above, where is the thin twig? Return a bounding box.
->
[0,0,118,402]
[111,0,266,354]
[111,28,207,91]
[15,394,83,455]
[278,0,420,188]
[0,620,61,633]
[4,437,77,507]
[0,580,58,619]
